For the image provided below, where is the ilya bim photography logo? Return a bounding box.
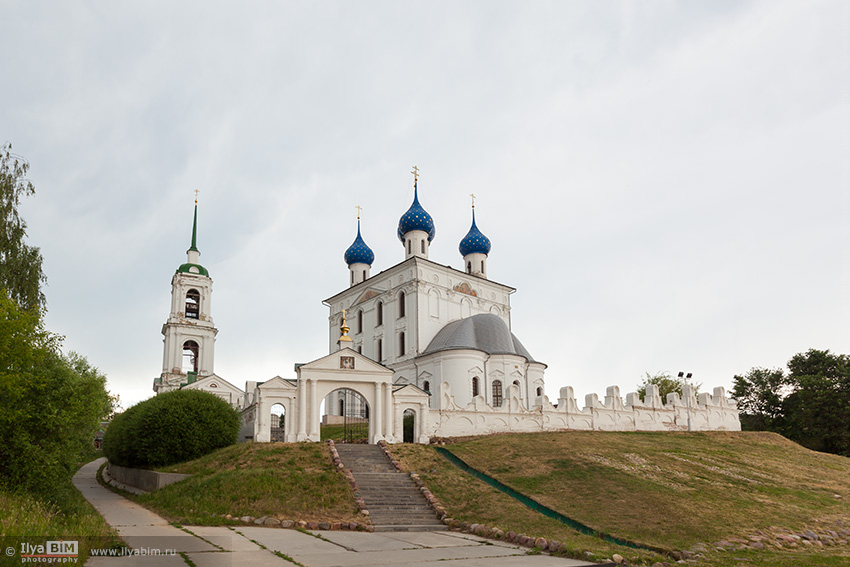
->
[13,540,78,563]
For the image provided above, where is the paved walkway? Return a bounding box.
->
[74,458,593,566]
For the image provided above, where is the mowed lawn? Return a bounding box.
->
[391,431,850,566]
[132,442,363,525]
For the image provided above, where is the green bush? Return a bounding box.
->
[103,389,240,468]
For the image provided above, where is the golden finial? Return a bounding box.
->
[194,188,199,205]
[470,193,476,209]
[355,205,363,220]
[411,165,419,184]
[339,309,352,341]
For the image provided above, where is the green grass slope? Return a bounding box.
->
[134,442,362,525]
[391,431,850,566]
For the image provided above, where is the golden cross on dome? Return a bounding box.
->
[411,165,419,184]
[470,193,476,208]
[355,205,362,220]
[194,188,199,205]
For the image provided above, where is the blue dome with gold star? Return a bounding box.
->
[344,221,375,265]
[397,184,436,242]
[459,210,491,256]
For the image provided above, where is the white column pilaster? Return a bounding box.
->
[297,377,307,441]
[308,379,319,441]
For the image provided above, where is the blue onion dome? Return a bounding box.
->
[344,220,375,265]
[397,183,436,242]
[459,210,491,256]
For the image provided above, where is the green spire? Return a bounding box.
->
[189,202,199,252]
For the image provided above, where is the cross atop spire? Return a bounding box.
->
[411,165,419,185]
[355,205,363,220]
[194,188,199,205]
[470,193,476,209]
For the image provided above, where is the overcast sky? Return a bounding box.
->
[2,1,848,409]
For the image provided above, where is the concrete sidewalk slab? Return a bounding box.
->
[186,526,262,552]
[305,530,427,551]
[231,526,349,557]
[288,541,528,567]
[184,550,284,567]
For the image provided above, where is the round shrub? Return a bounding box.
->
[103,389,240,468]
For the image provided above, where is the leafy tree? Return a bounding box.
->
[0,295,112,496]
[0,143,46,313]
[782,349,850,456]
[731,367,787,431]
[637,371,701,402]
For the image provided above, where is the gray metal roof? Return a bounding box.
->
[422,313,537,362]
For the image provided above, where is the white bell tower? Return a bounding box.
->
[154,196,218,394]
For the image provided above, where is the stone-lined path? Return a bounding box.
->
[74,458,593,566]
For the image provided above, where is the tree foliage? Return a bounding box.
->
[732,367,787,431]
[0,143,46,313]
[0,295,112,496]
[637,371,701,402]
[0,145,114,500]
[733,349,850,457]
[103,389,241,468]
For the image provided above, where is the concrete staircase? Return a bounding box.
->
[335,444,446,532]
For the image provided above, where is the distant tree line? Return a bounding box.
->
[733,349,850,457]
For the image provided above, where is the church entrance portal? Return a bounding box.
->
[322,388,370,443]
[270,403,285,442]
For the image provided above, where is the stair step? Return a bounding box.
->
[335,444,444,529]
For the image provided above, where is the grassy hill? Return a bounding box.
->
[132,442,363,525]
[112,433,849,566]
[390,431,850,566]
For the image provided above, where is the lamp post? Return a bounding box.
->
[678,371,693,432]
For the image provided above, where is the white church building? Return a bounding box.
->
[154,173,740,444]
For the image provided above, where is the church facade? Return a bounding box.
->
[155,173,740,443]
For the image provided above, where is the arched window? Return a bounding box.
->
[185,289,200,319]
[420,240,425,254]
[351,271,354,285]
[182,340,199,373]
[467,261,472,274]
[472,376,479,397]
[376,301,383,325]
[398,332,405,356]
[398,292,405,318]
[362,269,366,281]
[356,310,363,334]
[513,380,521,397]
[536,387,543,397]
[481,261,485,272]
[376,338,383,361]
[423,380,431,393]
[407,240,411,254]
[492,380,503,407]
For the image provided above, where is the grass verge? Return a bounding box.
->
[129,442,362,525]
[1,463,123,563]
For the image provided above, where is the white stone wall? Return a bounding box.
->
[407,382,741,440]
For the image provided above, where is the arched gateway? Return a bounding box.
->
[294,348,402,444]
